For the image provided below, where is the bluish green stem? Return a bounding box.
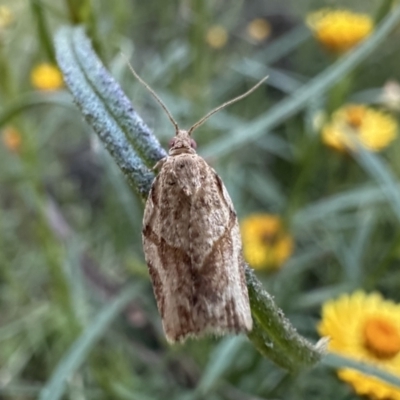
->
[55,27,166,198]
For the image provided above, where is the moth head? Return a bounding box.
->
[168,130,197,155]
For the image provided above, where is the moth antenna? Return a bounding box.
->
[187,75,268,136]
[122,53,180,132]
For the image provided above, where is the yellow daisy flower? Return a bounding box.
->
[322,104,398,152]
[306,9,373,53]
[318,291,400,400]
[247,18,271,42]
[31,63,64,91]
[241,214,294,270]
[1,126,21,153]
[205,25,228,49]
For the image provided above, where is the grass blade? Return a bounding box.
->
[196,336,246,395]
[353,145,400,223]
[322,353,400,388]
[38,284,142,400]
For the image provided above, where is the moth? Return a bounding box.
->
[129,64,267,343]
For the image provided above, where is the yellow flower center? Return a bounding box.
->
[345,105,365,128]
[240,214,294,270]
[2,127,21,152]
[363,316,400,359]
[205,26,228,49]
[261,231,278,246]
[247,19,271,41]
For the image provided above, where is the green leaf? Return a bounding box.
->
[246,267,324,371]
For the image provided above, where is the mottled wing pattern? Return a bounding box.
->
[142,154,252,343]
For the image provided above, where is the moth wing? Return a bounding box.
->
[188,167,252,337]
[142,170,196,342]
[142,175,166,320]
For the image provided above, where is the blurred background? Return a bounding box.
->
[1,0,400,399]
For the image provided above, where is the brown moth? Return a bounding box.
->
[129,65,267,343]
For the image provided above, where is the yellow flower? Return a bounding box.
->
[2,126,21,153]
[31,63,63,91]
[322,104,398,152]
[306,9,373,53]
[318,291,400,400]
[205,25,228,49]
[247,18,271,42]
[0,6,13,30]
[241,214,293,270]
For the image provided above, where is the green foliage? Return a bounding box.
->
[1,0,400,399]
